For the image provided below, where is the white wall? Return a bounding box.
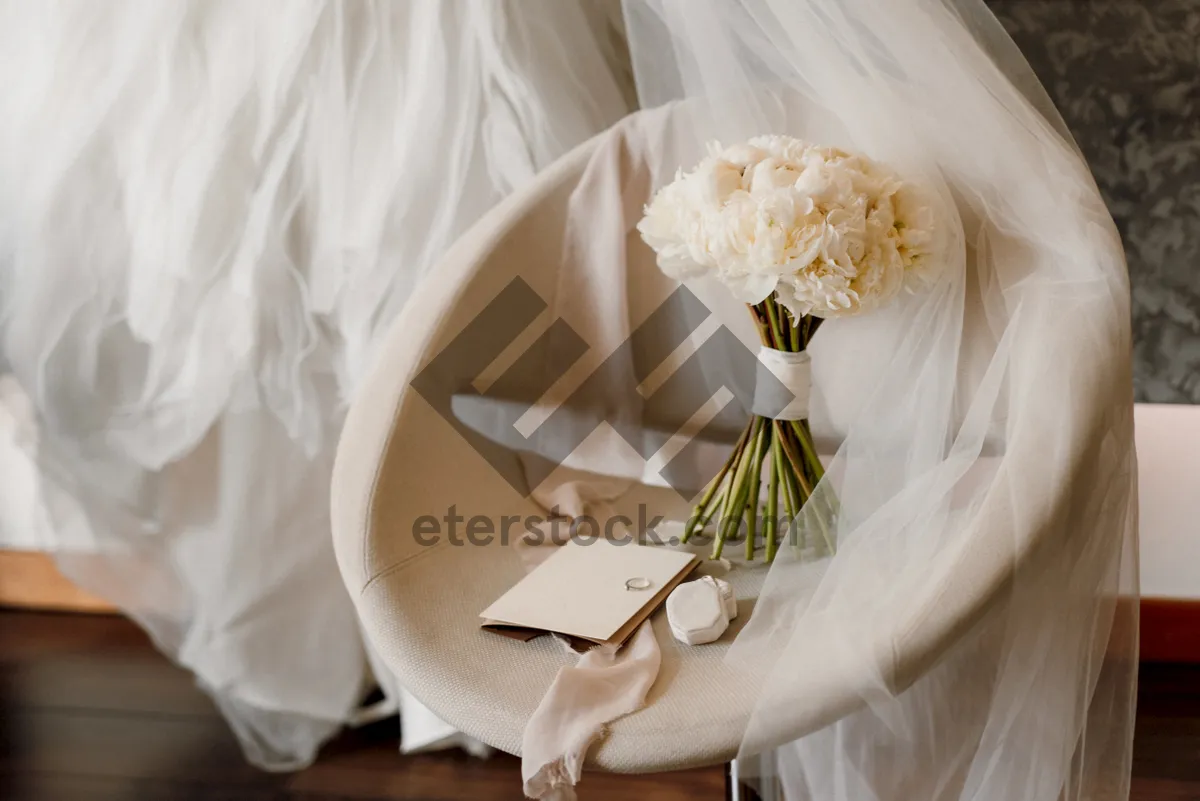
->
[1136,403,1200,599]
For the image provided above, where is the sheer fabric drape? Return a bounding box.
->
[601,1,1137,797]
[0,0,630,769]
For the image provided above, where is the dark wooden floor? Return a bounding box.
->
[0,611,1196,801]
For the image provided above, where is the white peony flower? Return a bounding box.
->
[636,135,941,319]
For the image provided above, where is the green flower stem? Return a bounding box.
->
[681,422,750,543]
[775,421,814,499]
[744,422,768,560]
[791,425,835,555]
[810,492,836,557]
[788,307,801,351]
[790,419,825,482]
[808,315,825,340]
[782,438,801,506]
[765,301,785,350]
[780,428,808,552]
[681,476,722,545]
[748,304,770,344]
[689,475,728,542]
[728,420,765,554]
[804,419,841,530]
[761,297,800,352]
[714,417,762,559]
[787,419,836,555]
[774,435,798,542]
[802,419,828,483]
[765,437,781,562]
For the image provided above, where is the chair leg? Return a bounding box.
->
[725,758,764,801]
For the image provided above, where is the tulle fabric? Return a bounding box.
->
[556,0,1136,797]
[0,0,628,769]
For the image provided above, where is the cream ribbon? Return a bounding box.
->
[519,476,661,800]
[751,346,812,420]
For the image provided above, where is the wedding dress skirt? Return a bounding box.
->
[0,0,629,769]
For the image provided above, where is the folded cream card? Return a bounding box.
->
[480,539,699,647]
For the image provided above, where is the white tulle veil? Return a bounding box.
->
[557,0,1137,797]
[0,0,628,769]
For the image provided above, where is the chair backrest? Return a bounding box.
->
[332,108,1126,764]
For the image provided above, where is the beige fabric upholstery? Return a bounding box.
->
[330,112,1103,772]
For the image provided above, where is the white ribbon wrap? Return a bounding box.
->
[751,347,812,421]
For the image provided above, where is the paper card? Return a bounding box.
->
[480,539,699,646]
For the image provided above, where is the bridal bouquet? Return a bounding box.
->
[638,136,938,561]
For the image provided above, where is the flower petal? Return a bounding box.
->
[725,272,778,304]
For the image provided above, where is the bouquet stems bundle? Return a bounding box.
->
[680,297,829,561]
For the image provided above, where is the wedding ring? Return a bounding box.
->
[625,577,652,591]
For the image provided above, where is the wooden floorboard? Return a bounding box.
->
[1,611,1197,800]
[1141,599,1200,664]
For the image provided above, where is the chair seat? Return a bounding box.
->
[353,480,772,772]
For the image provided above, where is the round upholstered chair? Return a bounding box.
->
[330,110,1114,783]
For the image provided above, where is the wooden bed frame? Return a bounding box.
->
[0,550,115,612]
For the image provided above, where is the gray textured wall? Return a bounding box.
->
[990,1,1200,402]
